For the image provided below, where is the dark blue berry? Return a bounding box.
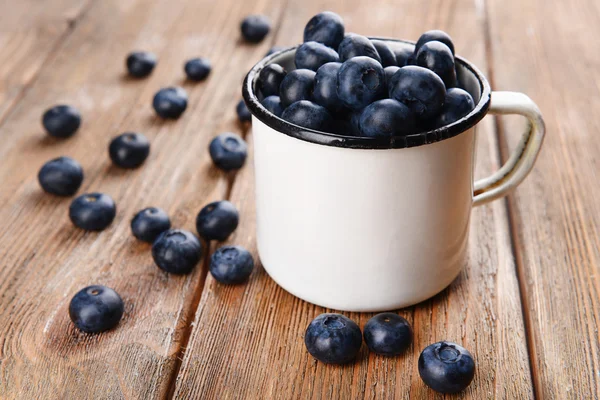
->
[69,193,116,231]
[415,30,455,55]
[384,66,400,86]
[184,57,211,81]
[388,66,446,119]
[266,46,285,57]
[416,41,456,87]
[279,69,315,107]
[358,99,416,137]
[363,313,413,356]
[196,200,239,241]
[209,245,254,284]
[281,100,333,132]
[236,100,251,123]
[42,105,81,138]
[258,63,287,97]
[130,207,171,243]
[261,95,284,117]
[109,132,150,169]
[126,51,157,78]
[152,229,202,274]
[337,56,385,110]
[371,40,397,67]
[337,34,381,63]
[304,313,362,364]
[295,41,339,71]
[313,62,343,112]
[303,11,345,49]
[393,46,414,67]
[69,285,124,333]
[241,15,271,43]
[209,132,248,171]
[419,341,475,393]
[38,156,83,196]
[152,87,188,119]
[434,88,475,128]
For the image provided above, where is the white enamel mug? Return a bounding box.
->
[242,39,545,312]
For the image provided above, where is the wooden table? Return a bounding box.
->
[0,0,598,398]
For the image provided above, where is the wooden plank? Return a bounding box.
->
[0,0,287,398]
[487,0,600,397]
[173,0,533,398]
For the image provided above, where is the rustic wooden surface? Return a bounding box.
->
[0,0,596,398]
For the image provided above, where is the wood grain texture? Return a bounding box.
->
[173,1,533,398]
[487,0,600,398]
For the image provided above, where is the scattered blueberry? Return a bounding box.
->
[415,30,455,55]
[433,87,475,128]
[130,207,171,243]
[209,245,254,284]
[184,57,211,81]
[303,11,345,49]
[69,285,124,333]
[196,200,239,241]
[419,341,475,393]
[258,63,287,97]
[279,69,315,107]
[38,156,83,196]
[152,87,188,119]
[236,100,252,123]
[152,229,202,274]
[295,41,339,71]
[388,66,446,119]
[209,132,248,171]
[313,62,343,112]
[371,40,397,67]
[384,66,400,86]
[304,313,362,364]
[281,100,333,131]
[416,41,456,87]
[337,34,381,63]
[393,46,414,67]
[358,99,416,137]
[126,51,157,78]
[241,15,271,43]
[261,95,284,117]
[69,193,116,231]
[42,105,81,138]
[109,132,150,169]
[266,46,285,57]
[363,313,413,356]
[337,56,385,110]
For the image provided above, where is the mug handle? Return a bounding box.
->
[473,91,546,206]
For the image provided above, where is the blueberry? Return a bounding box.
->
[152,87,188,119]
[388,66,446,119]
[304,313,362,364]
[236,100,251,123]
[261,95,284,117]
[152,229,202,274]
[196,200,239,241]
[358,99,416,137]
[393,46,414,67]
[241,15,271,43]
[313,62,343,112]
[337,34,381,63]
[384,66,400,86]
[295,41,340,71]
[38,156,83,196]
[130,207,171,243]
[419,341,475,393]
[415,30,455,55]
[279,69,315,107]
[266,46,285,57]
[337,56,385,110]
[69,285,124,333]
[209,245,254,284]
[416,41,456,87]
[281,100,333,132]
[363,313,413,356]
[109,132,150,169]
[209,132,248,171]
[303,11,345,49]
[69,193,116,231]
[371,40,396,67]
[184,57,211,81]
[42,105,81,138]
[126,51,157,78]
[258,63,287,97]
[434,88,475,128]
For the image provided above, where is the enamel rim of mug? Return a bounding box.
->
[242,38,492,150]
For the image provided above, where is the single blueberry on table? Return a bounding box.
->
[434,88,475,128]
[358,99,416,137]
[236,100,252,123]
[393,46,414,67]
[126,51,157,78]
[42,105,81,138]
[279,69,316,107]
[281,100,333,132]
[38,156,83,196]
[69,285,124,333]
[184,57,211,81]
[371,40,397,67]
[419,341,476,393]
[152,87,188,119]
[241,15,271,43]
[69,193,116,231]
[209,132,248,171]
[210,245,254,284]
[384,66,400,86]
[303,11,345,49]
[258,63,287,97]
[304,313,362,364]
[388,66,446,119]
[416,40,457,88]
[261,95,284,117]
[313,62,343,112]
[196,200,239,241]
[414,30,455,55]
[130,207,171,243]
[363,313,413,356]
[109,132,150,169]
[295,41,340,71]
[337,34,381,63]
[337,56,385,110]
[152,229,203,274]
